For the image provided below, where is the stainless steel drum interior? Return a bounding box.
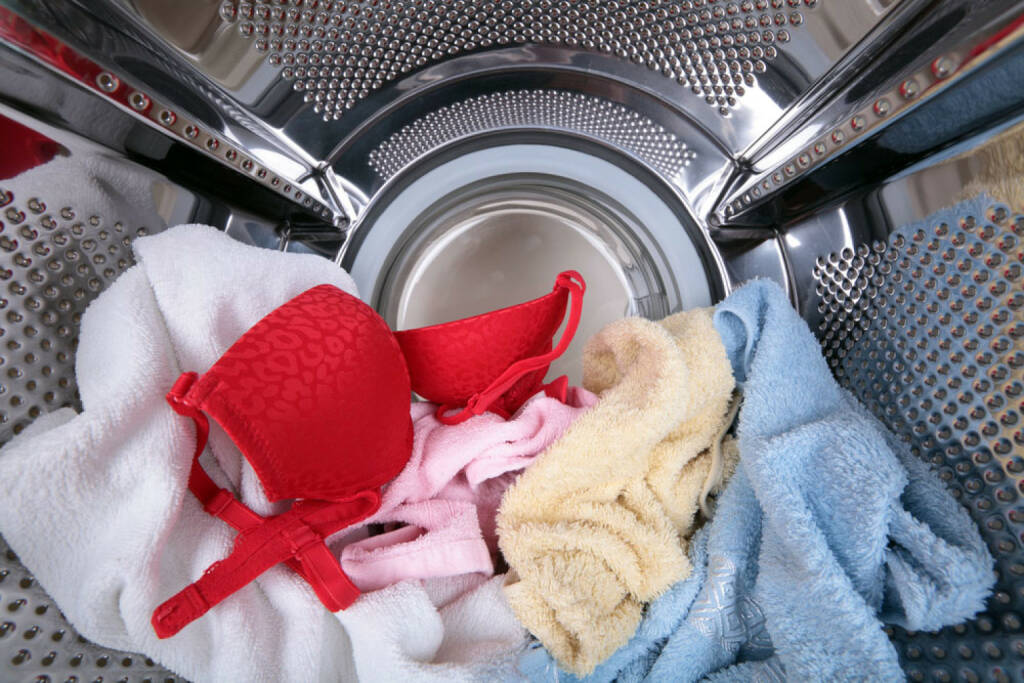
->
[1,0,1023,681]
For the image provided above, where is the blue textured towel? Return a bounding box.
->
[520,279,994,682]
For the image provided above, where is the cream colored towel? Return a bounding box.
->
[497,307,736,676]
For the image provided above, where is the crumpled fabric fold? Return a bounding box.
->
[498,307,736,676]
[339,388,597,590]
[520,279,994,682]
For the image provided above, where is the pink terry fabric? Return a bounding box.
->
[338,387,597,591]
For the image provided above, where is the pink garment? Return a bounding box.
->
[337,387,597,591]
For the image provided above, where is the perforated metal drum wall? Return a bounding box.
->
[368,90,698,181]
[221,0,815,121]
[0,174,177,680]
[0,193,155,442]
[813,196,1024,683]
[0,536,181,683]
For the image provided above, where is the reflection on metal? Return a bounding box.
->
[0,6,336,222]
[343,144,724,323]
[720,3,1024,223]
[216,0,820,120]
[368,90,698,182]
[92,0,902,161]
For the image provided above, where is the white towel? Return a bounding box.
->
[0,224,366,683]
[0,223,532,682]
[338,574,527,682]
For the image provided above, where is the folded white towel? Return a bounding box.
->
[0,224,363,682]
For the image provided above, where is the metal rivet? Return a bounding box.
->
[129,92,150,111]
[831,129,845,145]
[95,72,119,93]
[158,109,177,126]
[851,114,866,131]
[241,159,254,171]
[225,149,238,162]
[220,1,238,22]
[184,125,199,139]
[873,98,890,116]
[813,141,826,155]
[206,138,220,151]
[900,78,919,99]
[931,56,955,79]
[797,152,810,167]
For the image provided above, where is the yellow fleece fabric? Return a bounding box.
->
[496,307,736,676]
[957,123,1024,213]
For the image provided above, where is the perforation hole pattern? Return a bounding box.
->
[0,188,178,682]
[0,537,180,683]
[368,89,698,180]
[220,0,818,121]
[813,200,1024,683]
[0,194,151,442]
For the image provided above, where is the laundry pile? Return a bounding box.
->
[0,224,995,682]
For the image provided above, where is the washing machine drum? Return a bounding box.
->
[0,1,1023,681]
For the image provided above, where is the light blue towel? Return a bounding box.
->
[520,279,994,682]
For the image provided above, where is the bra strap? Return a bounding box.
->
[154,373,376,638]
[151,494,379,639]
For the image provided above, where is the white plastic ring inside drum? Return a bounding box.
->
[347,143,714,316]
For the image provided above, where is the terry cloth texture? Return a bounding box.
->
[519,279,995,682]
[497,307,736,676]
[339,388,597,591]
[0,225,363,682]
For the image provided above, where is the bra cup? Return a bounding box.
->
[189,284,413,502]
[396,282,570,414]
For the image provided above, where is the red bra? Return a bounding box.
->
[152,272,584,637]
[151,285,411,638]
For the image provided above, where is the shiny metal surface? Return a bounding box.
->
[0,40,331,245]
[343,82,734,220]
[342,142,723,322]
[1,0,1023,681]
[0,4,338,225]
[367,90,698,183]
[1,0,910,202]
[381,179,662,383]
[103,0,903,158]
[719,1,1024,224]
